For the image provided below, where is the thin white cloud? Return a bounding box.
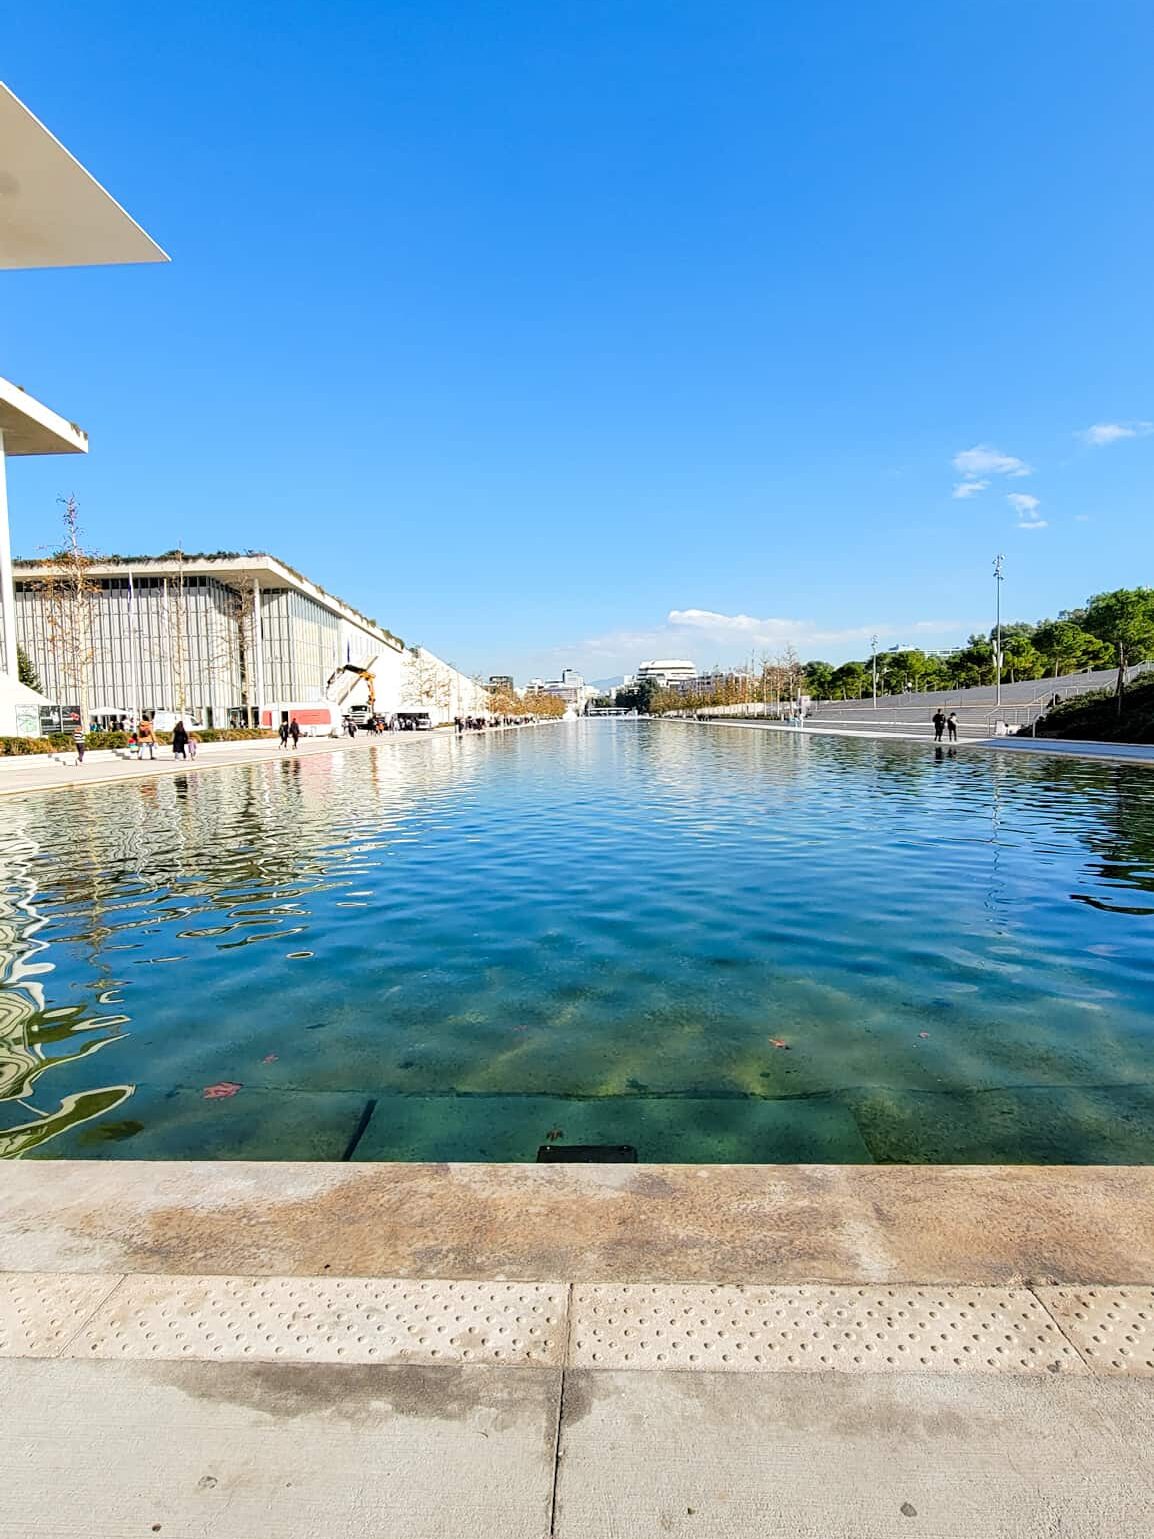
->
[1078,421,1153,446]
[1074,513,1091,522]
[1007,493,1040,515]
[1006,492,1046,530]
[952,478,989,499]
[576,610,964,672]
[953,444,1031,478]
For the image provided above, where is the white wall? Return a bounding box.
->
[397,647,489,723]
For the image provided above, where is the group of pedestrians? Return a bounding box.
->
[69,715,201,766]
[278,718,302,750]
[932,710,959,742]
[454,714,536,733]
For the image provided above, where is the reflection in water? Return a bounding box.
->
[1,724,1153,1164]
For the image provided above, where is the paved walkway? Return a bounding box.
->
[0,723,552,798]
[2,1161,1153,1536]
[680,715,1154,764]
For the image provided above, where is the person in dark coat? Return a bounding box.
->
[289,717,301,749]
[279,720,290,748]
[947,712,959,741]
[932,709,946,741]
[172,720,189,759]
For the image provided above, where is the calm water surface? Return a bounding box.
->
[3,721,1154,1163]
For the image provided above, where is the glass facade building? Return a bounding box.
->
[12,554,403,727]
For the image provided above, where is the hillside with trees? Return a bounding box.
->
[623,587,1154,728]
[804,586,1154,709]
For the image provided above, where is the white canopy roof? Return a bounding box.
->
[0,374,87,455]
[0,670,49,707]
[0,82,168,270]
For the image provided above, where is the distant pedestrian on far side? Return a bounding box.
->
[172,720,189,759]
[289,717,301,749]
[73,726,86,764]
[279,720,289,748]
[932,709,946,741]
[187,730,199,760]
[947,712,958,742]
[137,718,156,759]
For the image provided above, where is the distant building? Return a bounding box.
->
[670,668,754,697]
[536,668,599,710]
[637,659,697,688]
[489,675,515,693]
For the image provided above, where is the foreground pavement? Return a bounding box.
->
[2,1161,1153,1537]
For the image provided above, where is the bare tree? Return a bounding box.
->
[205,574,258,725]
[166,546,190,716]
[39,496,97,726]
[404,647,440,712]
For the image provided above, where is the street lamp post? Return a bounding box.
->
[871,633,879,709]
[993,554,1005,709]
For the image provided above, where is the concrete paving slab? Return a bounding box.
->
[1037,1287,1154,1374]
[4,1161,1154,1283]
[0,1356,560,1539]
[554,1368,1154,1537]
[68,1274,569,1367]
[0,1272,120,1357]
[570,1283,1081,1374]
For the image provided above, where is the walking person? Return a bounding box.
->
[172,720,189,759]
[947,712,959,742]
[137,718,156,760]
[187,730,199,760]
[289,717,301,750]
[72,724,87,765]
[932,709,946,742]
[279,719,289,749]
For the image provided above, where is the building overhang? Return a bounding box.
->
[12,551,404,653]
[0,375,87,455]
[0,82,169,271]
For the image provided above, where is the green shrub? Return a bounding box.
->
[0,736,56,756]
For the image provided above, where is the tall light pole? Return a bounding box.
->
[993,554,1005,708]
[871,633,879,709]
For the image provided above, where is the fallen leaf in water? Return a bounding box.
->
[770,1038,790,1050]
[918,1032,930,1039]
[545,1127,564,1141]
[203,1081,242,1099]
[261,1054,278,1064]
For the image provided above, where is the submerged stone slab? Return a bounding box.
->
[0,1357,559,1539]
[34,1085,372,1163]
[844,1085,1154,1165]
[352,1093,874,1164]
[554,1369,1154,1537]
[2,1162,1154,1285]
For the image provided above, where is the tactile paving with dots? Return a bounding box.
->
[570,1284,1084,1374]
[0,1274,122,1358]
[66,1276,568,1366]
[1035,1288,1154,1374]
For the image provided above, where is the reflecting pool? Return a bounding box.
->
[3,721,1154,1163]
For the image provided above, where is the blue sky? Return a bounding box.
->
[4,1,1152,681]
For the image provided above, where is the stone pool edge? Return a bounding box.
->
[1,1160,1152,1286]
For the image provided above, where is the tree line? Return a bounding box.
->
[608,587,1154,715]
[804,587,1154,704]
